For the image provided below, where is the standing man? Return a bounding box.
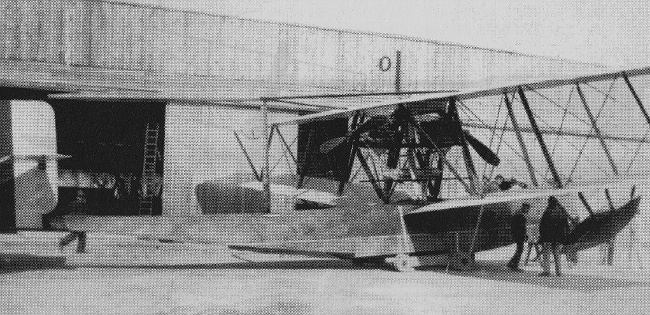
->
[508,203,530,272]
[538,196,569,277]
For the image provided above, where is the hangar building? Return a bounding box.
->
[0,0,608,231]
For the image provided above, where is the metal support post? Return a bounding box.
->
[503,92,539,187]
[262,100,271,213]
[395,50,401,93]
[623,72,650,128]
[518,87,562,188]
[576,83,619,175]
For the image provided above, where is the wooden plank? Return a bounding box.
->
[140,6,157,73]
[117,3,130,69]
[18,0,40,62]
[65,0,89,66]
[159,10,185,74]
[89,0,107,68]
[33,0,48,62]
[0,0,11,59]
[36,0,63,63]
[5,0,21,60]
[186,13,212,77]
[135,6,146,71]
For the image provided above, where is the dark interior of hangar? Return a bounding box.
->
[0,87,168,220]
[48,100,166,216]
[0,87,55,100]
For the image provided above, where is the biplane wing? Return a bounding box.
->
[267,65,650,202]
[228,174,643,261]
[272,66,650,126]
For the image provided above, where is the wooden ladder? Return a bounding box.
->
[139,124,159,215]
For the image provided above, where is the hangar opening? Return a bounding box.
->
[48,100,166,217]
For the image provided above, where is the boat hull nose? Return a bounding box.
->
[563,196,642,254]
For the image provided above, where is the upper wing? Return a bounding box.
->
[272,66,650,126]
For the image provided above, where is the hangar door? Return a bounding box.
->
[48,100,166,216]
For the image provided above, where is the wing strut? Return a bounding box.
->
[355,148,389,203]
[383,106,409,199]
[518,87,562,188]
[623,72,650,128]
[297,126,317,188]
[262,100,271,213]
[339,111,362,195]
[449,97,479,194]
[577,192,595,216]
[576,83,619,176]
[504,92,539,187]
[234,131,262,181]
[274,125,297,166]
[406,116,473,195]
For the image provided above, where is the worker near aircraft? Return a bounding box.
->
[69,190,88,214]
[495,175,528,191]
[538,196,570,277]
[507,203,530,272]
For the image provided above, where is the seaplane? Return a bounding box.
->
[226,66,650,271]
[6,67,649,272]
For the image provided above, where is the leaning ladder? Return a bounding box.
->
[139,124,159,215]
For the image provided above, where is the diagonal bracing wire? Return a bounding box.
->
[521,83,612,182]
[568,77,618,180]
[457,98,527,166]
[488,116,510,179]
[526,85,591,127]
[544,86,574,181]
[480,97,504,177]
[625,129,650,175]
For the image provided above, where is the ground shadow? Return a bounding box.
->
[0,253,73,274]
[419,259,650,292]
[73,259,394,271]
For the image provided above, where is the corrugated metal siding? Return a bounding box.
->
[0,0,606,95]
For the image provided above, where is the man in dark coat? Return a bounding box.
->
[508,203,530,272]
[538,196,570,277]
